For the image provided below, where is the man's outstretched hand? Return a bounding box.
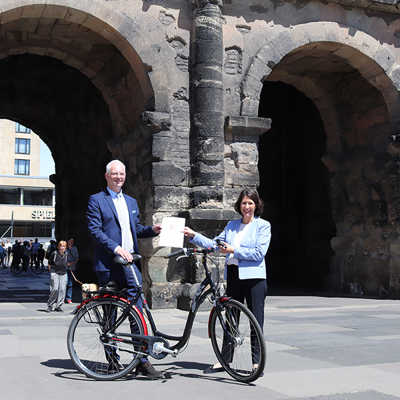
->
[152,224,162,234]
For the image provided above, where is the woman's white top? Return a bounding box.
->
[228,223,250,265]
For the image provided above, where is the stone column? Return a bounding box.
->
[190,0,224,202]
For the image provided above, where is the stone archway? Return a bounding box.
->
[0,4,163,284]
[249,29,400,296]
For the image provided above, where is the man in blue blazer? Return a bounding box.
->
[87,159,162,379]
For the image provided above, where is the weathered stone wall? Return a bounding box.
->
[222,0,400,296]
[2,0,400,303]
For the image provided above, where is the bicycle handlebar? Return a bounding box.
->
[167,247,217,258]
[113,253,142,265]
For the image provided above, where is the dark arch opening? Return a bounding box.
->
[0,54,114,282]
[258,81,336,293]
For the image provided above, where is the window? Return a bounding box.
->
[2,222,52,238]
[15,138,31,154]
[0,188,20,204]
[15,123,30,133]
[23,188,53,206]
[14,159,30,175]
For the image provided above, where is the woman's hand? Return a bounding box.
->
[183,227,196,238]
[217,241,234,254]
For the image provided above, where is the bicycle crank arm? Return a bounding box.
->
[153,342,178,357]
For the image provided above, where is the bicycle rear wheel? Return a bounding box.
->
[209,299,266,383]
[67,298,146,380]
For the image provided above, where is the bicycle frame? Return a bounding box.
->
[77,249,230,358]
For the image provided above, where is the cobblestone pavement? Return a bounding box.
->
[0,272,400,400]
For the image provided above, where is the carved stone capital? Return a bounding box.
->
[192,0,223,10]
[225,116,271,137]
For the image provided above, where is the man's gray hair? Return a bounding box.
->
[106,160,126,173]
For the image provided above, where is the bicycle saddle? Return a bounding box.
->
[99,281,120,293]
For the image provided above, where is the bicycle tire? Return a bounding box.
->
[67,297,146,380]
[209,299,266,383]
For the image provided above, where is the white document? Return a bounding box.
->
[158,217,185,248]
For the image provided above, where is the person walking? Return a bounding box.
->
[5,240,12,266]
[37,244,45,267]
[0,242,5,267]
[47,240,68,312]
[11,240,22,269]
[87,159,163,379]
[65,238,79,304]
[21,241,30,272]
[31,238,40,268]
[184,188,271,374]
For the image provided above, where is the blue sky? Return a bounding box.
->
[39,140,55,177]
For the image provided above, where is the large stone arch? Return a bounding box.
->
[241,22,400,129]
[249,22,400,296]
[0,2,183,130]
[0,2,187,291]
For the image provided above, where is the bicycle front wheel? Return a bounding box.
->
[209,299,266,383]
[67,298,146,380]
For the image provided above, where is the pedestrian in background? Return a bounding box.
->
[11,240,22,269]
[47,240,68,313]
[65,238,79,304]
[45,240,57,260]
[22,241,30,272]
[6,240,12,266]
[0,242,5,267]
[37,244,45,267]
[31,238,40,267]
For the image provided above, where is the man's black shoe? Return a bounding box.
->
[135,361,163,379]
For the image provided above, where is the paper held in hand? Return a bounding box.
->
[158,217,185,248]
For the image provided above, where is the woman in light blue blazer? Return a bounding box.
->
[184,189,271,373]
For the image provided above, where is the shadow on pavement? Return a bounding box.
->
[154,361,253,386]
[41,359,251,385]
[41,358,76,370]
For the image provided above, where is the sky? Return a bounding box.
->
[39,140,55,177]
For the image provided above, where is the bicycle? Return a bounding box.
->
[67,247,266,383]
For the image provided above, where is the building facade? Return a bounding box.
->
[0,119,55,241]
[0,0,400,306]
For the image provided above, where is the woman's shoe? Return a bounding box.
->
[203,365,224,374]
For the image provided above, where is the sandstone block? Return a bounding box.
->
[153,186,190,211]
[153,161,187,186]
[149,282,182,309]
